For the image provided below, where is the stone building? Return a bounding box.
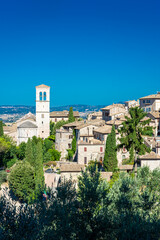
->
[147,111,160,136]
[138,151,160,171]
[50,111,79,123]
[4,84,50,144]
[101,104,126,122]
[140,92,160,112]
[77,139,104,165]
[125,100,139,109]
[36,84,50,139]
[87,111,102,121]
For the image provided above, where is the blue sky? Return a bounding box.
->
[0,0,160,107]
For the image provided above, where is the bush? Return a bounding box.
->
[122,158,134,165]
[7,158,17,168]
[44,161,57,167]
[48,149,61,161]
[8,161,36,203]
[66,149,74,161]
[0,170,7,186]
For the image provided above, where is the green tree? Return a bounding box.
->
[17,142,26,160]
[25,138,34,166]
[118,107,153,162]
[8,161,35,203]
[103,125,118,171]
[77,163,109,239]
[72,129,76,153]
[48,148,61,161]
[0,121,4,136]
[34,141,44,196]
[68,107,75,123]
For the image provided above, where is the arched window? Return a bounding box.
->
[43,92,47,101]
[39,92,42,101]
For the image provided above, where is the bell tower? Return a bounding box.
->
[36,84,50,139]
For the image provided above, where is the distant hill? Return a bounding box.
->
[0,104,106,122]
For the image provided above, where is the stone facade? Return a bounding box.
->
[101,104,126,122]
[77,139,104,165]
[50,111,79,123]
[140,93,160,112]
[17,120,38,145]
[36,84,50,139]
[138,151,160,171]
[55,128,73,160]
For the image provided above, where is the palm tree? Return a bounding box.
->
[118,107,153,163]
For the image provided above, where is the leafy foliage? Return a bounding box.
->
[0,170,7,187]
[68,107,75,123]
[8,161,35,203]
[118,107,153,161]
[0,120,4,136]
[2,165,160,239]
[103,125,118,171]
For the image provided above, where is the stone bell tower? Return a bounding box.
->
[36,84,50,139]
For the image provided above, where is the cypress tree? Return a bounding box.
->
[68,107,75,123]
[0,121,4,136]
[35,141,44,196]
[25,138,34,166]
[103,125,118,172]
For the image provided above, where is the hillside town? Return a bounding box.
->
[1,84,160,188]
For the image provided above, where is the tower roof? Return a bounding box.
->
[36,84,50,88]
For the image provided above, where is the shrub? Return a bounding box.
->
[7,158,17,168]
[0,170,7,186]
[43,161,57,167]
[8,161,35,203]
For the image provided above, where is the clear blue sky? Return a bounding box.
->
[0,0,160,107]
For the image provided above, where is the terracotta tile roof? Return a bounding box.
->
[75,120,105,130]
[119,165,134,170]
[60,164,85,172]
[138,151,160,160]
[50,111,79,117]
[78,139,104,145]
[36,84,50,88]
[18,121,37,128]
[94,125,112,134]
[148,111,160,119]
[140,93,160,100]
[63,121,84,128]
[94,125,118,134]
[16,112,36,123]
[101,104,125,110]
[106,119,123,126]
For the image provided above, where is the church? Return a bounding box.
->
[4,84,50,145]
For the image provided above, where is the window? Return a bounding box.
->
[42,121,43,124]
[83,137,85,142]
[143,100,145,103]
[146,99,150,103]
[84,157,87,164]
[69,135,73,139]
[39,92,42,101]
[68,144,71,149]
[100,147,103,152]
[60,133,62,138]
[41,114,44,118]
[55,118,57,122]
[84,147,87,152]
[43,92,47,101]
[146,108,151,112]
[42,131,44,133]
